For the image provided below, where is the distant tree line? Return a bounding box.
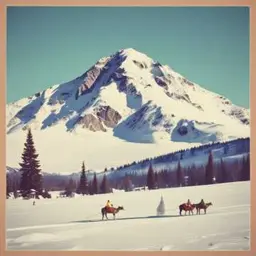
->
[6,129,250,199]
[143,151,250,190]
[105,137,249,173]
[105,150,250,191]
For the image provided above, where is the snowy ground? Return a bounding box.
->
[6,181,250,251]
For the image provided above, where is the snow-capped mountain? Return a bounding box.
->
[6,48,250,173]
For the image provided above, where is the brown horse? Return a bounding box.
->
[195,202,212,215]
[179,203,196,216]
[101,206,124,220]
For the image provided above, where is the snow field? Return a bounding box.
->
[6,181,250,251]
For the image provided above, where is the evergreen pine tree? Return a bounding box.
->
[19,128,43,197]
[205,151,214,185]
[246,154,250,180]
[157,171,165,188]
[154,172,158,189]
[163,170,170,187]
[146,163,155,190]
[124,175,133,192]
[220,159,228,183]
[241,154,250,181]
[78,162,88,195]
[6,174,10,198]
[88,181,93,195]
[176,161,183,187]
[189,164,196,186]
[92,172,98,194]
[100,174,109,194]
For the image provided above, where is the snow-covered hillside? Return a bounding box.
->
[6,181,250,251]
[104,137,250,181]
[6,48,250,173]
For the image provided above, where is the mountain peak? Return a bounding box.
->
[6,48,249,144]
[116,48,154,63]
[120,47,138,53]
[119,48,141,55]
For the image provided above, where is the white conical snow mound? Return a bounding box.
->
[157,195,165,216]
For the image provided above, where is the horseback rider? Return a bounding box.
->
[200,199,205,206]
[105,200,113,210]
[186,199,191,207]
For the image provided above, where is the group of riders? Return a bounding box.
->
[104,199,206,211]
[186,198,205,207]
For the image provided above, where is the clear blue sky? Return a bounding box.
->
[7,7,249,108]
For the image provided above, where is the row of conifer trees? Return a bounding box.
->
[6,128,250,198]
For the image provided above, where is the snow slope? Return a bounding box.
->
[6,48,250,173]
[6,126,201,173]
[6,181,250,251]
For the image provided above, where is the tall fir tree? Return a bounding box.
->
[77,162,88,195]
[88,181,94,195]
[100,174,109,194]
[189,164,197,186]
[19,128,43,197]
[205,151,214,185]
[157,171,165,188]
[124,175,133,191]
[241,154,250,181]
[246,154,250,180]
[220,159,228,183]
[146,163,155,190]
[162,170,170,187]
[176,161,183,187]
[6,174,10,198]
[154,172,159,189]
[92,172,98,194]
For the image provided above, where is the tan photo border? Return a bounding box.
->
[0,0,255,255]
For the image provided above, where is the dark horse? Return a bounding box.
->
[101,206,124,220]
[179,203,196,216]
[195,202,212,215]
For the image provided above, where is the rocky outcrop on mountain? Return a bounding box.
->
[75,106,122,132]
[96,106,122,128]
[77,114,106,132]
[229,107,250,125]
[77,66,102,97]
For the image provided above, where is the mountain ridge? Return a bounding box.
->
[6,48,250,173]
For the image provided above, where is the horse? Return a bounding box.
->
[195,202,212,215]
[101,206,124,220]
[179,203,196,216]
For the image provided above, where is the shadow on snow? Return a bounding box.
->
[70,214,193,224]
